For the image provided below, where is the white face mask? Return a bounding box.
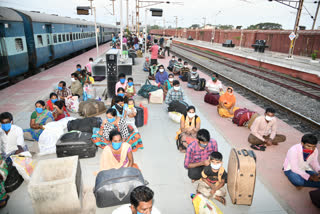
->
[184,65,188,68]
[71,78,75,82]
[187,112,195,118]
[172,59,175,61]
[174,86,180,91]
[265,115,274,122]
[211,163,221,170]
[89,61,93,64]
[159,69,164,72]
[169,78,174,82]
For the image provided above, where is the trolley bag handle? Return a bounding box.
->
[248,150,257,161]
[241,149,249,156]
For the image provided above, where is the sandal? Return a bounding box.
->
[214,196,226,205]
[250,144,265,151]
[0,195,10,209]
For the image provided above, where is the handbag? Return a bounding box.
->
[138,79,159,98]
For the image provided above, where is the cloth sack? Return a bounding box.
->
[65,96,79,112]
[149,89,164,104]
[168,112,182,123]
[10,152,35,182]
[191,193,223,214]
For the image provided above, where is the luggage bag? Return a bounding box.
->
[168,100,189,115]
[194,78,206,91]
[310,189,320,208]
[78,100,106,117]
[227,148,256,205]
[94,167,146,208]
[139,104,148,125]
[232,108,255,126]
[149,89,164,104]
[5,163,24,193]
[67,117,102,133]
[56,131,97,159]
[135,106,144,128]
[204,93,220,106]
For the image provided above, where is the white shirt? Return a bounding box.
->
[165,39,172,47]
[112,204,161,214]
[0,124,25,154]
[206,79,222,93]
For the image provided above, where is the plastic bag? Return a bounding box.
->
[191,194,223,214]
[168,112,182,123]
[10,154,35,182]
[65,96,79,112]
[83,84,96,100]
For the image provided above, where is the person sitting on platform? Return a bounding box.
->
[165,80,185,105]
[23,100,54,141]
[184,129,218,181]
[54,81,71,101]
[79,70,90,86]
[115,73,127,95]
[283,134,320,188]
[125,78,136,98]
[70,73,83,99]
[187,67,200,88]
[176,106,201,151]
[125,99,138,132]
[0,112,26,161]
[137,47,143,58]
[179,61,190,79]
[52,100,69,121]
[163,74,174,99]
[217,87,239,118]
[112,186,161,214]
[112,96,127,118]
[46,93,70,118]
[173,58,183,75]
[167,55,177,72]
[143,57,150,72]
[155,65,169,86]
[158,48,165,59]
[197,151,227,205]
[248,107,286,149]
[205,72,223,94]
[148,63,158,80]
[75,64,81,73]
[0,154,9,208]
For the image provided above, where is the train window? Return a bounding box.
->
[62,34,66,42]
[66,34,69,41]
[47,35,50,45]
[76,33,79,40]
[58,34,62,43]
[69,33,72,41]
[53,35,57,43]
[37,35,43,46]
[15,38,24,52]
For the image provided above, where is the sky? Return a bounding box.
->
[0,0,319,30]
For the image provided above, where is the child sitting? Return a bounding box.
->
[125,77,136,98]
[148,63,158,80]
[197,151,227,205]
[125,99,138,132]
[143,57,150,72]
[173,58,183,75]
[158,48,165,59]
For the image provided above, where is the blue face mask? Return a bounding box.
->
[112,142,122,150]
[120,79,125,84]
[199,142,207,148]
[107,117,116,123]
[36,107,43,114]
[118,93,125,97]
[58,86,63,90]
[1,123,11,132]
[77,68,81,71]
[51,99,58,103]
[128,82,133,87]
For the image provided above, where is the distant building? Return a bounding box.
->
[204,24,214,29]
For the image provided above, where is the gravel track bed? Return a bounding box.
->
[172,47,320,123]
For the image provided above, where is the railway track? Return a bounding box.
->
[172,43,320,101]
[171,47,320,139]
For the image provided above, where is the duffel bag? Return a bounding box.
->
[247,113,260,129]
[239,111,255,127]
[149,89,163,104]
[180,73,188,82]
[5,163,24,193]
[138,79,159,98]
[94,167,146,208]
[310,189,320,208]
[135,106,144,128]
[194,78,206,91]
[168,112,182,123]
[168,100,189,115]
[204,93,220,106]
[67,117,102,133]
[79,100,106,117]
[232,108,250,126]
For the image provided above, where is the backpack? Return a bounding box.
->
[67,117,102,133]
[168,100,189,115]
[194,78,206,91]
[180,72,188,82]
[232,108,255,126]
[138,79,159,98]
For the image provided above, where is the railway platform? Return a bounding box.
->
[172,38,320,85]
[0,44,318,214]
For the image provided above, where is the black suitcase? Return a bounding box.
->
[5,163,24,193]
[168,100,189,115]
[194,78,206,91]
[56,131,97,159]
[135,106,144,128]
[94,168,146,208]
[67,117,102,133]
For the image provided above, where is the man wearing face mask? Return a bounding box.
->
[167,55,177,72]
[155,65,168,86]
[184,129,218,181]
[70,73,83,99]
[115,73,127,95]
[0,112,26,162]
[75,64,82,74]
[187,67,200,88]
[248,107,286,149]
[179,61,190,80]
[54,81,71,101]
[165,80,185,105]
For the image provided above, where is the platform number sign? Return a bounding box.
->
[289,32,296,41]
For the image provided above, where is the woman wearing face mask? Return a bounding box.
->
[155,65,169,86]
[217,87,239,118]
[23,100,54,141]
[176,106,201,152]
[46,93,70,118]
[70,73,83,99]
[112,88,128,106]
[112,96,127,118]
[163,74,174,98]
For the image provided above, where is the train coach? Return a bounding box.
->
[0,7,118,89]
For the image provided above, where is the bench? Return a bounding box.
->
[222,40,235,48]
[187,36,193,40]
[251,40,269,53]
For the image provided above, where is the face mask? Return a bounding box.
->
[90,61,93,64]
[174,86,180,91]
[303,148,315,155]
[184,65,188,68]
[172,58,175,61]
[192,71,197,74]
[71,78,75,82]
[51,99,57,103]
[1,123,11,132]
[199,143,207,148]
[120,79,125,84]
[36,107,43,114]
[77,68,81,71]
[159,69,164,72]
[211,163,222,170]
[128,82,133,87]
[112,142,122,150]
[187,112,195,118]
[107,117,116,123]
[212,77,216,81]
[128,104,134,108]
[265,115,273,122]
[118,93,125,97]
[169,78,174,82]
[58,86,63,90]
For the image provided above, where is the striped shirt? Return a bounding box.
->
[165,88,185,104]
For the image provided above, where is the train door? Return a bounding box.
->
[0,23,10,88]
[45,24,54,60]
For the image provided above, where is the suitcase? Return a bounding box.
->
[204,93,220,106]
[168,100,189,115]
[227,148,256,205]
[139,104,148,125]
[56,131,97,159]
[194,78,206,91]
[67,117,102,133]
[135,106,144,128]
[149,89,163,104]
[5,163,24,193]
[94,167,146,208]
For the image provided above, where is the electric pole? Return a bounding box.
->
[126,0,129,31]
[288,0,304,58]
[202,17,206,28]
[88,0,99,57]
[312,1,320,30]
[174,16,178,37]
[111,0,115,15]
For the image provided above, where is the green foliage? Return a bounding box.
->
[217,25,234,30]
[199,31,204,35]
[233,36,241,41]
[247,22,283,30]
[189,24,200,29]
[311,50,318,60]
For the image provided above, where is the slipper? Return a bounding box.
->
[250,144,265,151]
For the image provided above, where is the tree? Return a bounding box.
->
[148,25,161,30]
[189,24,200,29]
[217,24,234,30]
[247,22,283,30]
